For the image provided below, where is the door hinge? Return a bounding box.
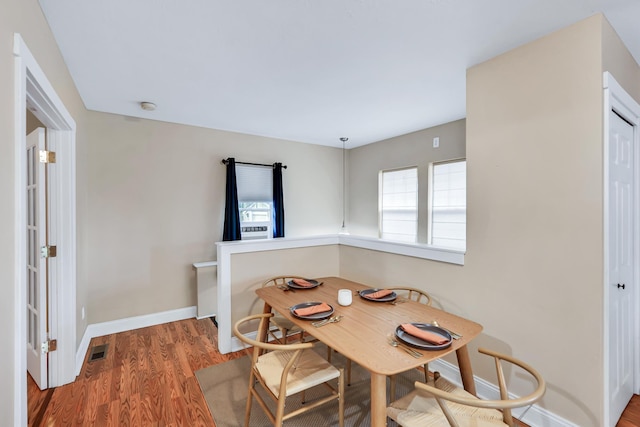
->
[41,339,57,354]
[39,150,56,163]
[40,245,57,258]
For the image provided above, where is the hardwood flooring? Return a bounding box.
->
[28,318,244,426]
[619,395,640,427]
[27,317,640,426]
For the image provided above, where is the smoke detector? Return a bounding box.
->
[140,101,156,111]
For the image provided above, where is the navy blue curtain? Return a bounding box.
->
[273,162,285,238]
[223,158,241,241]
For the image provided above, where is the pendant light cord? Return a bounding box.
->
[340,137,348,229]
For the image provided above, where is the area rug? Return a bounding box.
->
[195,345,423,426]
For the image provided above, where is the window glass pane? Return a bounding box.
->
[430,160,466,250]
[380,168,417,243]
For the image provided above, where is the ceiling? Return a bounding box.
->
[38,0,640,148]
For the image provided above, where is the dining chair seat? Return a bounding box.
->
[386,348,546,427]
[387,375,507,426]
[257,348,341,397]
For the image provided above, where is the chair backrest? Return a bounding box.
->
[262,275,308,288]
[415,347,546,427]
[388,286,432,306]
[234,313,315,395]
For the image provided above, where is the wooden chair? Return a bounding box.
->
[386,348,546,427]
[233,313,345,427]
[387,287,433,399]
[389,286,432,306]
[261,276,309,343]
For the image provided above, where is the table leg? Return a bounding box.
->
[370,372,387,427]
[456,345,477,396]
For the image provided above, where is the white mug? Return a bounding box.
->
[338,289,352,306]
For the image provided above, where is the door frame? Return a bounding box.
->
[13,33,77,424]
[603,72,640,426]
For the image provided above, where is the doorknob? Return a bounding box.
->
[617,283,625,289]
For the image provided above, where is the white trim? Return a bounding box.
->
[430,358,578,427]
[14,33,78,426]
[339,234,465,265]
[75,306,197,375]
[216,235,339,353]
[193,261,217,269]
[215,234,465,354]
[13,34,28,427]
[603,71,640,426]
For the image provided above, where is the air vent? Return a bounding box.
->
[88,344,108,361]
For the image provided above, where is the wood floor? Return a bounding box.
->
[27,317,640,426]
[28,318,244,426]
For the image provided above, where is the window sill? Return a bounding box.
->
[215,234,465,265]
[337,234,465,265]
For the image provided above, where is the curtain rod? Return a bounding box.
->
[220,158,287,169]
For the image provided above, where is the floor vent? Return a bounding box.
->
[88,344,108,362]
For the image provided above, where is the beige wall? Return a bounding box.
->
[1,0,89,423]
[4,4,639,426]
[341,15,640,426]
[83,112,344,323]
[229,246,340,329]
[348,119,466,241]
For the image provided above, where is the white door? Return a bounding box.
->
[608,110,635,425]
[26,128,48,390]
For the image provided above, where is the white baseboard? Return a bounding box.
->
[430,359,578,427]
[75,306,197,376]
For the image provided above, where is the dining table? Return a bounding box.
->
[255,276,483,427]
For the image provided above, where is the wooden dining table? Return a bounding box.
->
[255,276,483,427]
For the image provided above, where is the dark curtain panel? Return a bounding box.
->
[273,162,285,238]
[222,158,241,241]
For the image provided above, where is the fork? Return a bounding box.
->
[311,315,343,327]
[387,335,423,358]
[432,321,462,340]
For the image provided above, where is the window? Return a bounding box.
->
[236,165,273,239]
[429,159,466,250]
[379,167,418,243]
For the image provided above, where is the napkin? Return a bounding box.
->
[292,278,313,287]
[366,289,393,299]
[400,323,449,345]
[294,302,332,316]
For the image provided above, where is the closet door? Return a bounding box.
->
[608,109,635,426]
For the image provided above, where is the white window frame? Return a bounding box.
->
[428,158,466,250]
[379,166,418,243]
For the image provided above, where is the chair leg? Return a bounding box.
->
[244,373,255,427]
[338,368,345,427]
[389,375,396,401]
[275,392,286,427]
[424,362,429,384]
